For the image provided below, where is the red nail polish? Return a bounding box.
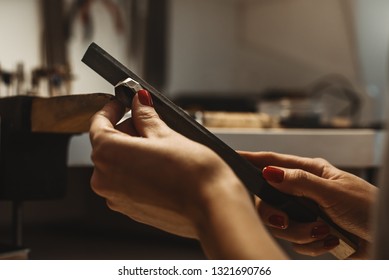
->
[311,225,330,238]
[262,166,284,183]
[138,89,153,107]
[323,235,339,249]
[268,215,286,229]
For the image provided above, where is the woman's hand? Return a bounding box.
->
[239,151,378,259]
[89,91,235,238]
[89,91,286,259]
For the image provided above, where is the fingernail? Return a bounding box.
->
[311,224,330,238]
[262,166,284,183]
[323,235,339,249]
[268,215,286,229]
[138,89,153,107]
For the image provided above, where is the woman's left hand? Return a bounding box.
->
[239,151,377,259]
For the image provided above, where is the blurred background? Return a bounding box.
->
[0,0,388,260]
[1,0,389,127]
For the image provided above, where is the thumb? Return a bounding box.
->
[262,166,334,208]
[131,89,172,138]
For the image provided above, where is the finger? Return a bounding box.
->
[115,117,139,136]
[257,200,289,229]
[261,166,334,206]
[90,100,125,141]
[291,235,340,257]
[239,151,328,177]
[269,221,331,244]
[131,90,173,138]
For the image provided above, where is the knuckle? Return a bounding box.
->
[90,171,102,194]
[137,110,172,138]
[289,169,309,182]
[311,157,332,176]
[90,170,111,198]
[137,108,159,123]
[105,200,118,211]
[312,157,330,166]
[90,127,109,144]
[259,151,279,161]
[90,145,108,166]
[90,131,114,166]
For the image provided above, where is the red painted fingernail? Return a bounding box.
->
[268,215,286,229]
[311,224,330,238]
[262,166,284,183]
[138,89,153,107]
[323,235,339,249]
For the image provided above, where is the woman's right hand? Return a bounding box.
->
[239,151,378,259]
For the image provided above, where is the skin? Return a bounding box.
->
[89,94,286,259]
[89,91,377,259]
[239,151,378,259]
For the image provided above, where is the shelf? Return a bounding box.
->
[68,128,385,168]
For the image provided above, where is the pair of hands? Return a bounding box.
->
[89,91,377,259]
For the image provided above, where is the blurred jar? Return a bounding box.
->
[257,90,324,128]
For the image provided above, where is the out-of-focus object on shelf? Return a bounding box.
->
[258,75,362,129]
[174,74,363,130]
[31,64,73,97]
[173,94,275,128]
[258,89,322,128]
[0,62,73,98]
[38,0,75,97]
[174,94,259,113]
[0,63,25,97]
[200,111,277,129]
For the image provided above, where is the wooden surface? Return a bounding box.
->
[30,93,112,133]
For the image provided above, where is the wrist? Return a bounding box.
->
[188,167,286,259]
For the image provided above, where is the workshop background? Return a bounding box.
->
[0,0,388,259]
